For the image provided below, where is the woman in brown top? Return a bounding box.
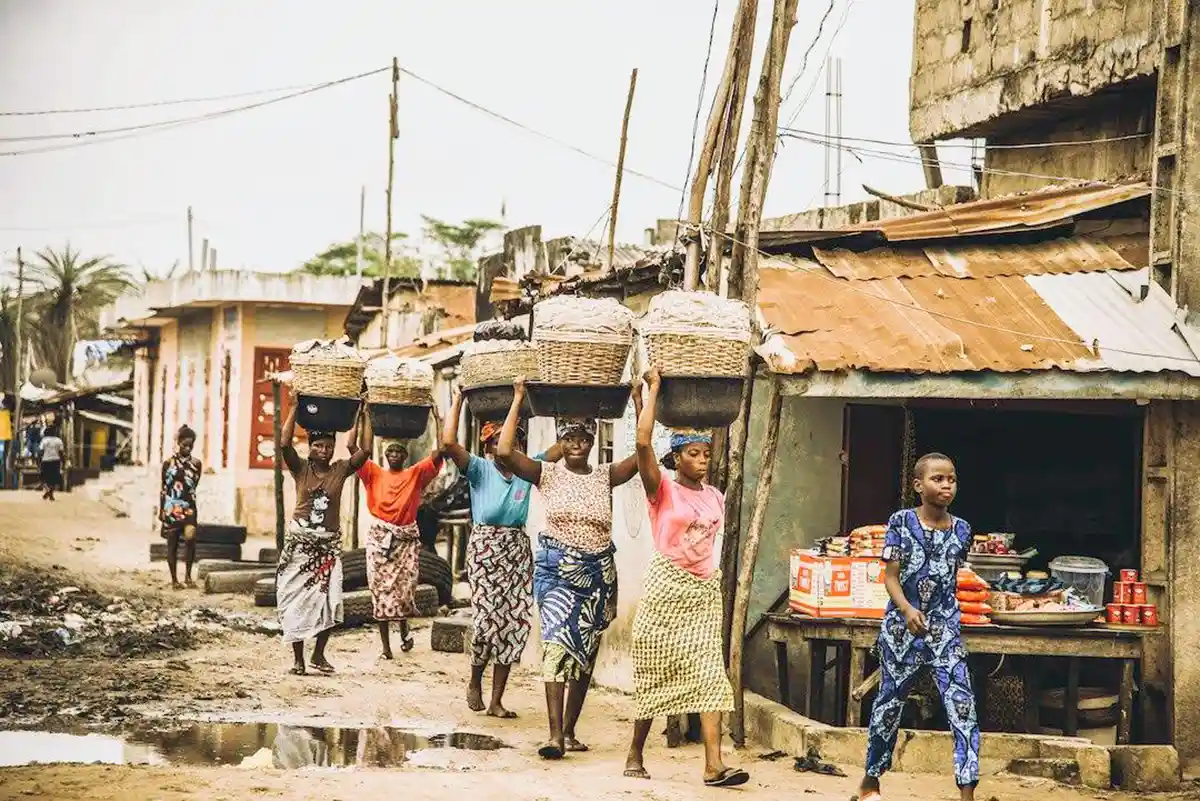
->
[276,395,370,675]
[497,376,641,760]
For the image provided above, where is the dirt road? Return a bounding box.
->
[0,490,1189,800]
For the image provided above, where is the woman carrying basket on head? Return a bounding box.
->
[496,376,642,760]
[623,368,748,788]
[354,406,445,660]
[443,389,562,718]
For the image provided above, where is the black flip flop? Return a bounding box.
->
[537,743,565,760]
[704,767,750,788]
[400,636,415,653]
[289,666,306,676]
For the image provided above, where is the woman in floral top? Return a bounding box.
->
[160,425,202,589]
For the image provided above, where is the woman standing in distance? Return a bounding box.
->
[442,389,561,717]
[160,425,202,589]
[496,376,641,759]
[623,369,747,788]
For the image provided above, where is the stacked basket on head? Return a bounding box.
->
[638,290,753,428]
[528,296,636,419]
[290,339,367,432]
[364,356,435,439]
[459,320,539,421]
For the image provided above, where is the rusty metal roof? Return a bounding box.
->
[756,250,1200,377]
[758,182,1152,248]
[811,237,1130,281]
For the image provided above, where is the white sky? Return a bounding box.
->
[0,0,951,278]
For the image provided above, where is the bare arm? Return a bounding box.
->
[442,389,471,471]
[635,370,662,497]
[347,405,371,471]
[608,382,643,487]
[279,393,304,475]
[495,377,542,484]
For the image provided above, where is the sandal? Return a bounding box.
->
[537,743,565,760]
[623,767,651,780]
[704,767,750,788]
[400,636,414,653]
[289,665,306,676]
[311,660,335,675]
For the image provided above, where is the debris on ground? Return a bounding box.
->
[0,564,279,658]
[793,746,847,777]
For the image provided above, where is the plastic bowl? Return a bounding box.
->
[525,382,631,420]
[369,403,431,440]
[297,394,362,433]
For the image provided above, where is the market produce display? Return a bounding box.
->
[956,568,992,626]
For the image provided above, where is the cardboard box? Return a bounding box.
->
[788,550,823,617]
[849,557,888,619]
[789,550,890,619]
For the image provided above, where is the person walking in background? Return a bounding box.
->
[160,425,202,589]
[0,394,12,489]
[497,377,641,760]
[276,396,370,676]
[442,388,561,718]
[624,369,747,788]
[859,453,980,801]
[355,407,445,660]
[38,424,64,501]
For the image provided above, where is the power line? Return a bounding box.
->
[0,66,389,145]
[779,0,838,109]
[676,0,723,228]
[0,80,328,117]
[780,127,1154,151]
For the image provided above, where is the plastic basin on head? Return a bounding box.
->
[656,376,746,429]
[297,394,362,433]
[369,403,431,440]
[464,383,534,422]
[525,383,631,420]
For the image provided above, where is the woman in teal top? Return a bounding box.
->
[444,389,560,718]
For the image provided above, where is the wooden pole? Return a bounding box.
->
[705,1,759,292]
[186,207,194,273]
[272,380,285,552]
[607,68,638,273]
[720,370,754,650]
[356,185,366,278]
[8,247,24,488]
[729,377,783,745]
[381,56,400,348]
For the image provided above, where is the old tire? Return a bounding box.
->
[150,542,241,562]
[196,559,274,579]
[204,568,277,595]
[342,589,374,626]
[342,548,367,592]
[253,577,277,607]
[195,523,248,545]
[418,550,453,606]
[414,583,439,617]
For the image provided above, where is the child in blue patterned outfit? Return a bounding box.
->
[858,452,980,801]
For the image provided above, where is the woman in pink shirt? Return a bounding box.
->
[624,369,748,789]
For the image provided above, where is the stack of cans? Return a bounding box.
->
[1106,568,1158,626]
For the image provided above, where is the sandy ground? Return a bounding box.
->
[0,489,1195,800]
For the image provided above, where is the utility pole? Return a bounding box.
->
[8,248,24,488]
[187,207,194,272]
[381,57,400,349]
[356,185,366,278]
[606,68,638,273]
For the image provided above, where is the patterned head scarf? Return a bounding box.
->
[555,417,597,441]
[669,428,713,452]
[479,421,525,444]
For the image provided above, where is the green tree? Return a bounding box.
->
[298,232,420,278]
[420,217,503,281]
[0,286,33,393]
[22,245,136,382]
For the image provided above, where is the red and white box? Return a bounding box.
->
[789,550,886,619]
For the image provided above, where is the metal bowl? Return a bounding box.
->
[525,382,632,420]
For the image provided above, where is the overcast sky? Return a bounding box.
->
[0,0,947,277]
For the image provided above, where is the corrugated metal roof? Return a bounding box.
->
[758,182,1151,247]
[756,258,1200,377]
[812,237,1132,281]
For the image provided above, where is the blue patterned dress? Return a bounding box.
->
[865,508,981,787]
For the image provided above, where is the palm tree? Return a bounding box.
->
[23,245,136,383]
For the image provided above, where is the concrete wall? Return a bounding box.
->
[910,0,1157,141]
[1169,401,1200,761]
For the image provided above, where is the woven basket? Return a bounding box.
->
[292,358,366,398]
[643,330,750,377]
[534,332,632,385]
[367,383,433,406]
[460,346,539,388]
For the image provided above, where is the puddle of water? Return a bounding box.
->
[0,722,505,770]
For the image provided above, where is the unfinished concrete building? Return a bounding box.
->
[909,0,1200,766]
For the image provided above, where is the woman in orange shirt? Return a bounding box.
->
[355,409,445,659]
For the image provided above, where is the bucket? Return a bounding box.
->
[368,403,431,440]
[655,376,745,428]
[1049,556,1110,608]
[297,394,362,433]
[463,383,534,422]
[525,382,631,420]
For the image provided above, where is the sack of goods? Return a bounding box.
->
[364,356,435,439]
[290,339,367,398]
[531,296,635,385]
[956,568,993,626]
[639,290,752,377]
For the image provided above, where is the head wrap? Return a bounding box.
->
[556,417,597,440]
[669,428,713,451]
[479,421,525,444]
[307,430,336,444]
[382,438,408,455]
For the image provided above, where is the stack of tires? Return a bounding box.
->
[149,523,247,561]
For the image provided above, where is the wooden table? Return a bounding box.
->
[766,613,1155,744]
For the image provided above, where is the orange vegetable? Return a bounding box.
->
[958,601,993,616]
[956,569,989,591]
[956,589,989,603]
[961,613,990,626]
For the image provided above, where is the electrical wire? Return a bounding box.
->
[676,0,723,230]
[0,80,331,117]
[779,0,838,109]
[779,127,1154,151]
[0,66,390,146]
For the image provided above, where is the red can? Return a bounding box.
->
[1120,569,1140,584]
[1106,604,1122,624]
[1132,582,1148,605]
[1113,582,1132,605]
[1141,605,1159,627]
[1121,605,1140,625]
